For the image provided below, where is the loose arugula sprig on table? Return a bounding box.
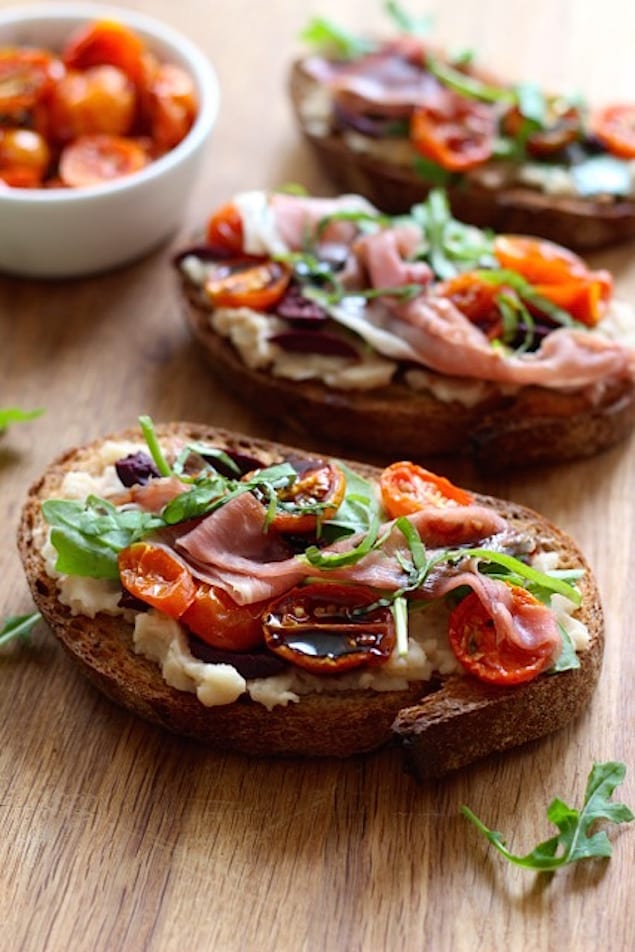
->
[0,612,42,647]
[462,762,634,870]
[0,407,44,432]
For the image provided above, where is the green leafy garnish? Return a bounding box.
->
[300,17,373,59]
[413,155,455,186]
[316,209,391,238]
[392,595,409,656]
[457,548,582,606]
[408,190,497,279]
[0,612,41,647]
[0,407,44,431]
[426,56,514,105]
[320,463,382,542]
[475,268,581,330]
[551,624,580,672]
[172,442,240,478]
[462,762,634,870]
[384,0,433,37]
[139,415,172,477]
[42,496,165,579]
[303,511,383,569]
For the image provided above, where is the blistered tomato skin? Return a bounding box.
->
[262,583,396,674]
[0,19,198,190]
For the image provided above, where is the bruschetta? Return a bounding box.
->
[290,10,635,249]
[18,419,603,778]
[176,188,635,467]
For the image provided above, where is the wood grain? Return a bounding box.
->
[1,1,634,950]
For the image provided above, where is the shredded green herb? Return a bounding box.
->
[0,612,41,647]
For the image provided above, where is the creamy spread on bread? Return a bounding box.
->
[38,436,590,710]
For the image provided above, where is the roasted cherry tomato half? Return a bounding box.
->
[448,586,556,685]
[248,457,346,534]
[0,128,50,187]
[204,257,292,310]
[502,99,582,157]
[205,202,245,254]
[493,234,612,325]
[380,461,473,518]
[410,90,496,171]
[58,133,148,187]
[181,585,267,652]
[262,582,396,674]
[0,48,63,117]
[118,542,196,618]
[436,271,504,339]
[591,103,635,159]
[144,62,197,151]
[62,19,146,85]
[47,65,136,142]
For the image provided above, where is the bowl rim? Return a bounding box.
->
[0,2,220,204]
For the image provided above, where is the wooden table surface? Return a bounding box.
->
[1,0,634,949]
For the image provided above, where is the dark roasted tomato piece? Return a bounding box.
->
[410,89,496,171]
[203,257,292,310]
[247,457,347,534]
[591,103,635,159]
[436,271,504,339]
[181,585,267,651]
[502,99,582,156]
[448,587,556,685]
[380,461,474,518]
[118,542,196,618]
[262,582,395,674]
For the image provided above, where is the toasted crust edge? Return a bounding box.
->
[180,280,635,468]
[289,59,635,251]
[17,423,604,770]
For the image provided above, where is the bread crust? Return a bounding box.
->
[181,280,635,468]
[289,59,635,251]
[17,423,604,773]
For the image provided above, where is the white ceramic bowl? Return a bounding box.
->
[0,3,219,278]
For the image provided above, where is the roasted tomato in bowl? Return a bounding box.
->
[0,4,219,278]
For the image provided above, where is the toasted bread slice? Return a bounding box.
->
[181,280,635,469]
[18,423,603,773]
[289,59,635,251]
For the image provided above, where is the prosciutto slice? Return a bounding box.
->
[433,569,562,661]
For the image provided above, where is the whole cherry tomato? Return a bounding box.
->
[0,48,63,117]
[262,582,396,674]
[62,19,146,85]
[144,62,197,151]
[47,65,136,142]
[448,586,556,685]
[206,202,245,254]
[118,542,196,618]
[0,128,50,187]
[380,461,474,518]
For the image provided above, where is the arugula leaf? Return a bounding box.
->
[384,1,433,37]
[300,17,373,59]
[0,612,41,647]
[320,463,382,542]
[43,496,165,579]
[462,762,634,870]
[0,407,44,431]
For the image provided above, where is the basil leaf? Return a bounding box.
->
[459,547,582,605]
[172,442,240,477]
[427,56,513,104]
[413,156,455,186]
[514,82,548,126]
[321,463,382,542]
[475,268,580,327]
[139,415,172,477]
[303,512,383,569]
[0,612,41,647]
[409,190,497,279]
[461,762,633,870]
